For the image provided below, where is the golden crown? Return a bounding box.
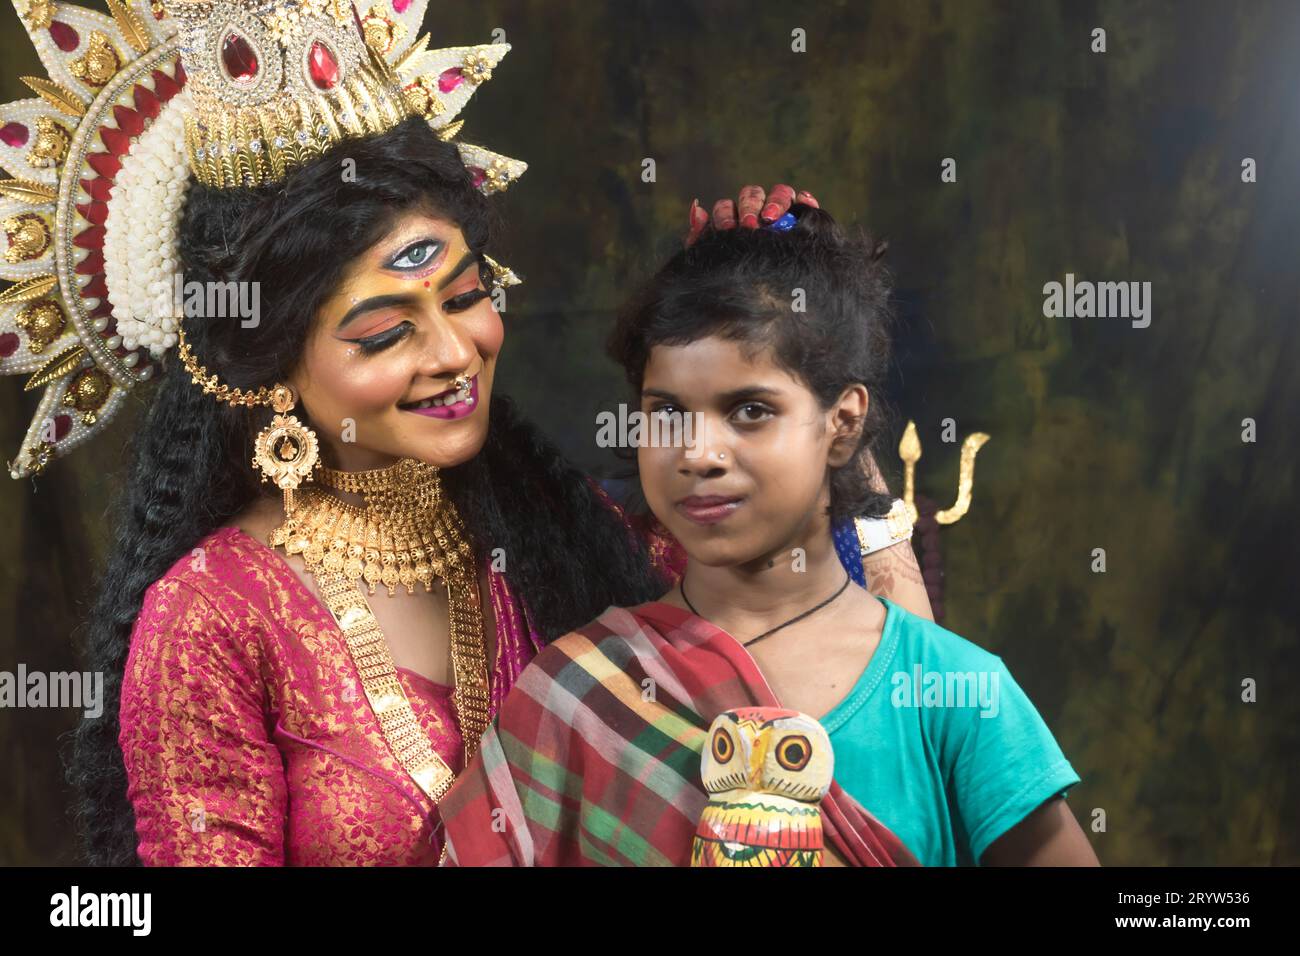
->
[1,0,525,478]
[168,0,523,189]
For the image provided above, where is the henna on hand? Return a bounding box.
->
[861,543,926,599]
[685,184,822,247]
[737,184,766,229]
[760,183,796,223]
[687,198,709,246]
[711,197,738,231]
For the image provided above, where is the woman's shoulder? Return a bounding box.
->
[122,527,280,727]
[148,524,260,596]
[136,521,292,639]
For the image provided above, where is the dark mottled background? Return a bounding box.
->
[1,0,1296,865]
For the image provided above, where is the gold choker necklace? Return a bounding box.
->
[271,457,474,598]
[269,457,491,806]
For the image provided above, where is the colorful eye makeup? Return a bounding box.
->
[331,233,494,357]
[387,238,444,273]
[355,321,415,355]
[445,288,490,311]
[345,274,490,356]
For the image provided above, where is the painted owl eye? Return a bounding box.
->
[711,727,735,764]
[775,734,812,772]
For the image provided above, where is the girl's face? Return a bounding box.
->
[289,210,502,471]
[638,335,867,569]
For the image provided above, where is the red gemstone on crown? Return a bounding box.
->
[75,250,104,275]
[0,122,28,147]
[438,68,465,93]
[221,33,259,84]
[100,125,130,156]
[86,152,120,179]
[393,0,412,12]
[0,333,18,358]
[77,200,109,225]
[151,68,180,101]
[134,84,161,119]
[81,177,113,202]
[49,21,79,53]
[73,226,105,250]
[114,105,144,138]
[307,41,340,90]
[81,275,108,300]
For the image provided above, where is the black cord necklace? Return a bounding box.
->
[680,571,853,648]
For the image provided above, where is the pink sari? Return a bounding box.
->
[118,526,541,865]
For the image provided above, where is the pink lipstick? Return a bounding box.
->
[399,374,479,420]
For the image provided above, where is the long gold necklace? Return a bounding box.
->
[269,457,491,803]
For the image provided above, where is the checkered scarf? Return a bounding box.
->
[439,600,920,867]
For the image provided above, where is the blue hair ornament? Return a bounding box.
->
[763,212,797,232]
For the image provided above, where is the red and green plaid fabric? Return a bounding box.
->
[439,600,920,867]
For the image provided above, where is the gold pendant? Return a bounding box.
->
[269,457,491,799]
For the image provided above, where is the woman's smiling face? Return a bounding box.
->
[288,209,502,470]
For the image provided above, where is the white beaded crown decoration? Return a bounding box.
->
[0,0,526,479]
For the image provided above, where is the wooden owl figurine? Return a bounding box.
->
[691,706,835,867]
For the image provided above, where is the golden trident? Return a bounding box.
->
[898,421,990,525]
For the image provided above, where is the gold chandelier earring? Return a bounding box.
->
[252,385,321,516]
[176,326,320,515]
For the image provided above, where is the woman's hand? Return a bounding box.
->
[686,183,821,246]
[854,445,937,622]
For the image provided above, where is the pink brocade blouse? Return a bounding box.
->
[118,525,549,866]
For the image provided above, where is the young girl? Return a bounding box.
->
[437,204,1097,866]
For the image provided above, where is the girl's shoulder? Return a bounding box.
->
[880,598,1005,673]
[531,603,647,666]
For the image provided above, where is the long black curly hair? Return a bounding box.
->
[68,117,667,865]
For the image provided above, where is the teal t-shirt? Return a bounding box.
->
[822,597,1081,866]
